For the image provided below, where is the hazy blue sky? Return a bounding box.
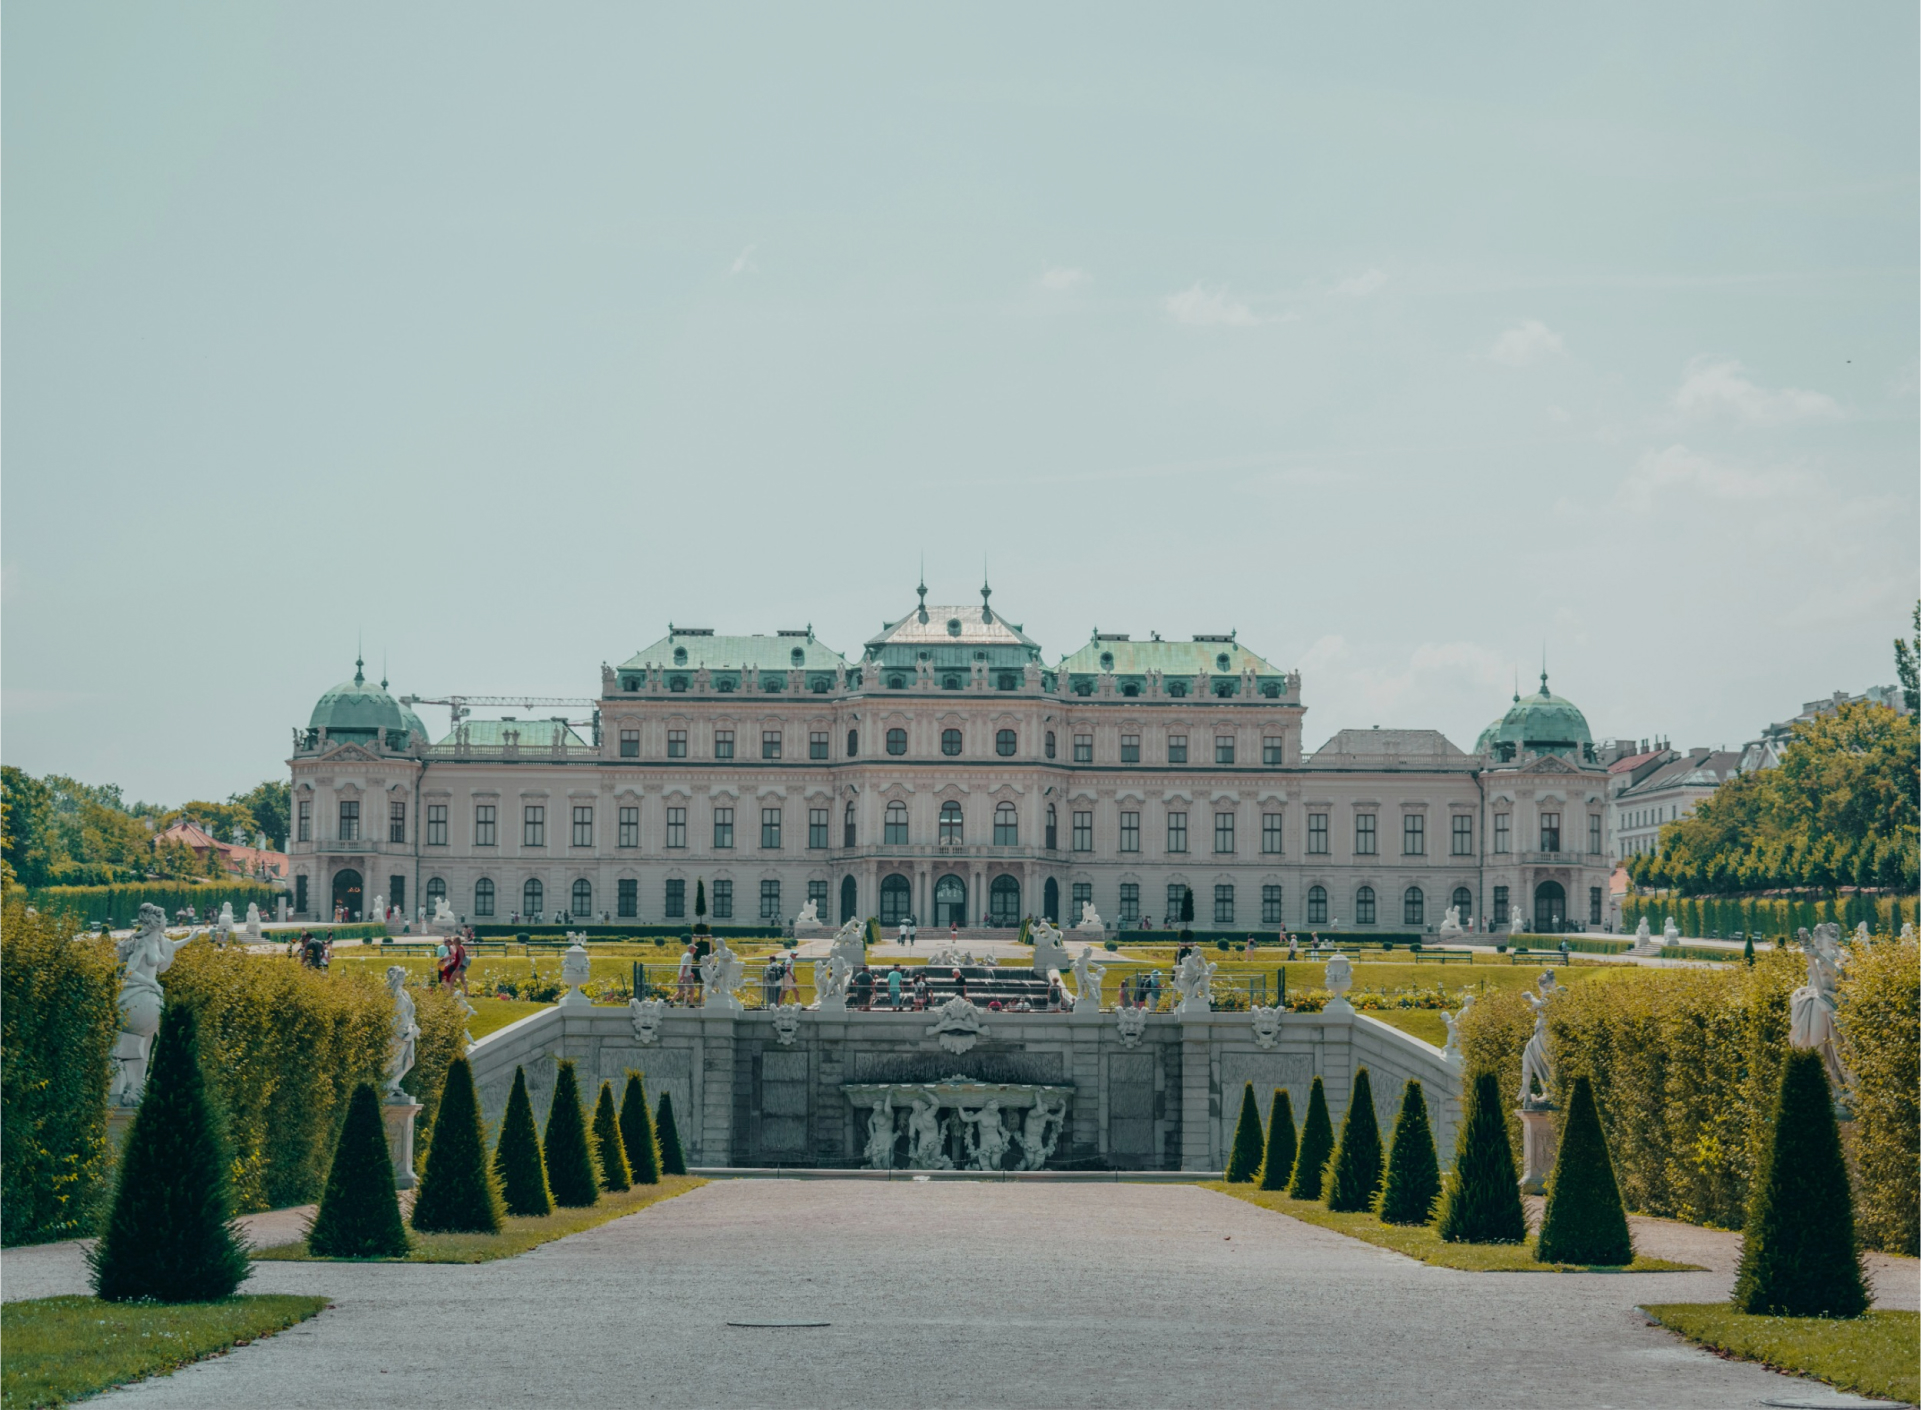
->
[5,4,1916,804]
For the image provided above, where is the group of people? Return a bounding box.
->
[287,930,334,969]
[434,930,473,993]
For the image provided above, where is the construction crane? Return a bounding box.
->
[399,694,599,731]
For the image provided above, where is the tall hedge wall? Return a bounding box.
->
[27,882,285,927]
[1620,892,1912,940]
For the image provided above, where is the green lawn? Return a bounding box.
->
[1364,1009,1447,1046]
[1207,1184,1699,1273]
[463,997,551,1039]
[0,1295,328,1409]
[1643,1303,1918,1406]
[253,1175,705,1264]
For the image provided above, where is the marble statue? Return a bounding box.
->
[1902,922,1915,941]
[371,895,385,925]
[1030,917,1070,976]
[793,898,821,929]
[1070,947,1105,1011]
[432,897,456,932]
[960,1100,1010,1171]
[110,904,194,1106]
[1172,950,1215,1014]
[1519,987,1554,1108]
[1635,917,1651,944]
[862,1095,897,1169]
[906,1096,951,1170]
[559,936,592,1006]
[1853,921,1871,945]
[1010,1094,1065,1171]
[1789,923,1849,1092]
[628,996,666,1045]
[214,901,236,945]
[1437,906,1465,941]
[700,938,745,1011]
[1075,901,1105,931]
[1509,904,1524,934]
[812,957,844,1009]
[1115,1005,1147,1047]
[385,966,419,1100]
[1442,992,1473,1063]
[1250,1004,1282,1050]
[1663,915,1681,946]
[244,902,263,943]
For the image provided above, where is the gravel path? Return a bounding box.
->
[5,1180,1904,1408]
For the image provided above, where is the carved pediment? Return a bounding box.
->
[321,743,380,763]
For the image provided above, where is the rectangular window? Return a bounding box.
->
[761,807,782,849]
[809,808,829,849]
[1119,883,1140,923]
[1540,813,1561,853]
[665,807,687,849]
[572,806,593,848]
[1119,811,1140,853]
[474,804,496,847]
[618,806,639,848]
[1214,812,1235,854]
[1261,884,1283,926]
[665,879,686,918]
[297,799,312,842]
[1262,812,1282,855]
[1167,812,1188,853]
[760,880,781,920]
[295,874,308,912]
[713,808,734,849]
[1452,816,1473,856]
[1589,815,1602,855]
[1072,882,1092,920]
[1167,734,1188,764]
[1073,734,1093,764]
[427,804,447,846]
[617,879,637,918]
[1262,736,1283,766]
[1307,888,1327,925]
[1120,734,1140,763]
[1215,735,1235,765]
[808,879,828,916]
[391,876,406,914]
[1589,886,1603,925]
[1494,814,1511,854]
[337,800,359,841]
[714,730,734,760]
[712,879,733,920]
[762,730,781,760]
[667,730,687,758]
[1307,812,1328,854]
[389,801,406,844]
[810,731,829,761]
[1403,814,1424,856]
[619,728,639,758]
[1168,883,1190,926]
[1072,811,1093,853]
[1213,884,1234,925]
[1492,884,1509,924]
[1354,813,1376,856]
[522,805,545,847]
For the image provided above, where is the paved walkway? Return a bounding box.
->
[6,1182,1911,1408]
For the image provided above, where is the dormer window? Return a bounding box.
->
[791,647,805,666]
[1099,651,1114,669]
[947,618,962,636]
[1216,652,1231,672]
[673,647,688,665]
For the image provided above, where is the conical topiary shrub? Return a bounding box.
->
[306,1082,409,1257]
[1535,1075,1631,1264]
[543,1060,600,1208]
[1437,1069,1526,1244]
[655,1090,688,1176]
[620,1072,661,1185]
[1225,1083,1265,1183]
[1288,1076,1335,1201]
[1378,1079,1442,1226]
[492,1067,552,1217]
[1257,1089,1297,1192]
[411,1057,503,1234]
[1324,1068,1385,1213]
[592,1081,631,1193]
[1732,1049,1868,1316]
[90,1003,251,1301]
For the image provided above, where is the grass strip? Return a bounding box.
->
[1642,1303,1917,1406]
[252,1175,705,1264]
[1206,1183,1699,1273]
[0,1294,328,1409]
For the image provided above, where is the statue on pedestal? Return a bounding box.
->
[1323,952,1353,1012]
[1070,947,1105,1011]
[700,938,745,1011]
[1519,987,1554,1108]
[384,966,419,1100]
[1172,950,1215,1014]
[110,905,194,1106]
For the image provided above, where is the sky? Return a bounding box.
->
[5,3,1917,805]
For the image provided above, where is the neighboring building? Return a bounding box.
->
[154,819,290,882]
[285,586,1613,933]
[1612,748,1743,859]
[1738,685,1910,773]
[1601,742,1675,863]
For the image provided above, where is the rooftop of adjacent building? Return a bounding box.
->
[1614,747,1744,801]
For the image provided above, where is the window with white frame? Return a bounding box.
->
[389,800,406,844]
[618,806,639,848]
[714,729,734,759]
[1262,736,1283,766]
[1403,814,1424,856]
[713,807,734,849]
[809,808,828,849]
[474,804,496,846]
[939,801,963,844]
[1261,884,1282,925]
[1119,884,1140,923]
[760,880,781,920]
[1167,812,1188,853]
[1262,812,1282,854]
[712,880,733,919]
[297,798,312,842]
[1355,885,1376,925]
[761,807,782,849]
[885,801,908,844]
[522,805,544,847]
[810,731,829,760]
[1540,812,1561,853]
[338,800,359,841]
[1213,884,1234,924]
[1452,815,1473,855]
[620,728,639,757]
[1215,735,1235,765]
[572,879,592,917]
[572,806,593,848]
[1214,812,1235,853]
[617,878,637,917]
[665,878,685,917]
[1403,886,1424,926]
[1307,812,1328,854]
[426,804,447,846]
[1589,815,1602,854]
[474,878,495,917]
[1119,811,1140,853]
[1307,885,1327,925]
[1120,734,1140,763]
[1072,810,1092,852]
[665,807,687,849]
[762,730,781,760]
[667,729,687,758]
[1354,813,1376,855]
[1494,814,1510,853]
[994,803,1018,846]
[1167,734,1188,763]
[1073,734,1093,763]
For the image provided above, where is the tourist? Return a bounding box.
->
[1287,934,1299,961]
[888,965,902,1010]
[907,916,917,948]
[854,965,874,1010]
[434,935,452,988]
[675,944,696,1005]
[1244,935,1257,956]
[898,919,910,947]
[949,918,959,942]
[1046,976,1062,1009]
[779,954,800,1006]
[912,972,929,1009]
[321,931,335,968]
[1146,970,1162,1011]
[761,958,779,1008]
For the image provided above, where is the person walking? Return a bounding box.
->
[675,943,696,1005]
[898,919,910,948]
[907,916,917,948]
[887,965,902,1011]
[779,954,800,1007]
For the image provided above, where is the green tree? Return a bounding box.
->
[542,1060,599,1208]
[1257,1089,1297,1192]
[1534,1076,1632,1265]
[491,1067,551,1217]
[231,781,292,850]
[1224,1082,1265,1183]
[1437,1070,1527,1244]
[410,1058,503,1234]
[1288,1076,1335,1200]
[620,1073,661,1185]
[592,1081,631,1193]
[1378,1079,1442,1226]
[1895,599,1920,715]
[1324,1068,1384,1213]
[305,1082,409,1258]
[1,766,58,888]
[89,1004,251,1301]
[655,1091,688,1176]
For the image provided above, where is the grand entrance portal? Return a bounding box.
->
[1534,880,1566,931]
[934,874,967,928]
[332,868,364,922]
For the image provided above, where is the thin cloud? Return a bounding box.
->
[1039,267,1088,292]
[729,245,759,275]
[1330,269,1387,297]
[1672,358,1841,425]
[1163,283,1259,327]
[1617,443,1816,514]
[1489,319,1565,367]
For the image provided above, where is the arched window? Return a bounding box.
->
[839,875,858,924]
[1045,731,1057,758]
[885,801,909,844]
[993,802,1018,846]
[880,874,913,925]
[427,877,447,910]
[886,728,907,755]
[995,729,1016,757]
[523,878,544,917]
[1307,885,1328,925]
[1403,886,1424,926]
[1262,682,1280,698]
[942,674,962,690]
[934,874,966,927]
[939,801,964,844]
[989,875,1021,926]
[1451,886,1473,922]
[941,728,962,756]
[673,646,687,665]
[669,675,688,692]
[1042,876,1060,923]
[474,878,495,917]
[888,674,906,689]
[846,729,858,757]
[1045,803,1058,850]
[1355,885,1376,926]
[844,802,857,847]
[573,879,593,918]
[1167,680,1188,698]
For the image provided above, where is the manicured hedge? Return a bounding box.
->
[1838,936,1920,1257]
[27,883,284,928]
[1621,892,1912,940]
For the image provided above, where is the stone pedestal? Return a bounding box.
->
[382,1098,422,1190]
[1517,1104,1558,1195]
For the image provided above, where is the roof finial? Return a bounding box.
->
[1540,642,1550,696]
[980,563,993,624]
[915,564,928,623]
[381,651,388,691]
[355,632,365,687]
[1512,667,1519,704]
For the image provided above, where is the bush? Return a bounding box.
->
[620,1073,661,1185]
[24,882,282,928]
[1733,1049,1869,1317]
[89,1004,250,1301]
[1288,1077,1334,1201]
[492,1068,551,1217]
[1437,1069,1526,1244]
[591,1081,631,1193]
[398,984,468,1175]
[655,1091,688,1176]
[1224,1083,1264,1182]
[1257,1089,1296,1192]
[542,1060,599,1208]
[1324,1068,1384,1213]
[1378,1079,1441,1226]
[305,1082,408,1258]
[2,899,118,1245]
[1837,936,1919,1256]
[410,1058,502,1234]
[1535,1076,1631,1265]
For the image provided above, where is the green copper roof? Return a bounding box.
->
[1056,632,1280,677]
[1477,673,1593,757]
[621,628,849,673]
[436,718,588,749]
[864,585,1044,668]
[309,659,411,739]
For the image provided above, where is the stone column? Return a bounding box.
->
[1179,1012,1216,1171]
[1516,1105,1558,1194]
[382,1097,422,1190]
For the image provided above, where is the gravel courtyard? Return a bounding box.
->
[6,1181,1902,1409]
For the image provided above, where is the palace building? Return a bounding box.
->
[285,585,1613,935]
